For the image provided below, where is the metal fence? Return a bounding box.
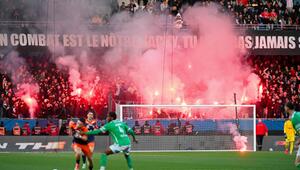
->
[0,21,299,31]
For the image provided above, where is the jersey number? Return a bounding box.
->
[117,125,126,137]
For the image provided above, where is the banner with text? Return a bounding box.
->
[0,33,197,49]
[0,30,299,55]
[239,30,300,55]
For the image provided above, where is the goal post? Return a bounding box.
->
[117,104,256,152]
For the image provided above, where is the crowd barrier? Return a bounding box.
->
[0,118,285,131]
[0,136,285,152]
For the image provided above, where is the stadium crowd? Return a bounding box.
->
[120,0,300,26]
[0,56,141,119]
[0,55,299,119]
[0,0,299,27]
[251,56,300,118]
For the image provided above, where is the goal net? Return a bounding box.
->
[117,104,256,152]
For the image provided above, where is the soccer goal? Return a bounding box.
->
[117,104,256,152]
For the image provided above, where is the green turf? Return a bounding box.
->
[0,152,296,170]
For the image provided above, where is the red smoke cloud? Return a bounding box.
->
[102,4,260,107]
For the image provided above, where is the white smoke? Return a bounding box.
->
[228,123,248,151]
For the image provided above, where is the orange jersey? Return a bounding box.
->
[69,121,76,130]
[72,125,89,145]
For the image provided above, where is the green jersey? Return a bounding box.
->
[291,111,300,132]
[86,120,135,146]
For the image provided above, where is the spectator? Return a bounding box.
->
[153,120,164,136]
[169,0,182,16]
[142,120,151,135]
[269,9,278,24]
[160,0,169,13]
[12,123,21,136]
[50,123,59,136]
[174,13,183,29]
[120,2,127,12]
[174,122,180,135]
[183,121,193,135]
[33,122,42,136]
[0,121,5,135]
[138,0,148,6]
[59,123,69,136]
[22,122,31,136]
[44,122,56,136]
[256,119,268,151]
[133,120,142,135]
[128,0,138,14]
[168,121,176,135]
[260,8,270,24]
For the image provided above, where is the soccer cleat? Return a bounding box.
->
[74,163,80,170]
[285,149,289,154]
[129,169,134,170]
[82,163,86,169]
[100,166,106,170]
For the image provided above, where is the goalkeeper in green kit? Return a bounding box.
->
[84,112,138,170]
[285,102,300,168]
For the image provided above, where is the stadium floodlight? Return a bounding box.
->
[117,104,256,152]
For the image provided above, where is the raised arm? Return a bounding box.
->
[126,125,138,143]
[85,126,106,135]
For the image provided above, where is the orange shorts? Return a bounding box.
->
[88,142,95,153]
[72,143,92,157]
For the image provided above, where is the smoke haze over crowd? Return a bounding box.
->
[0,2,261,118]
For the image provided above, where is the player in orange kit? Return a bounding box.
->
[69,118,93,170]
[82,112,98,169]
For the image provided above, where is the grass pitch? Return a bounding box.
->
[0,151,296,170]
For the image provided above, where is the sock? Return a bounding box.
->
[88,162,93,170]
[100,154,107,168]
[124,155,133,169]
[82,155,87,164]
[258,146,262,151]
[285,142,289,151]
[75,159,80,168]
[290,142,294,154]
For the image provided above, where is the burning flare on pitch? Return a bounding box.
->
[228,123,248,151]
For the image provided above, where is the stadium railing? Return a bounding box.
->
[0,21,299,30]
[0,118,285,135]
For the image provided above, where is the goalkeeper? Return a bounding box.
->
[285,102,300,168]
[84,112,138,170]
[284,117,296,155]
